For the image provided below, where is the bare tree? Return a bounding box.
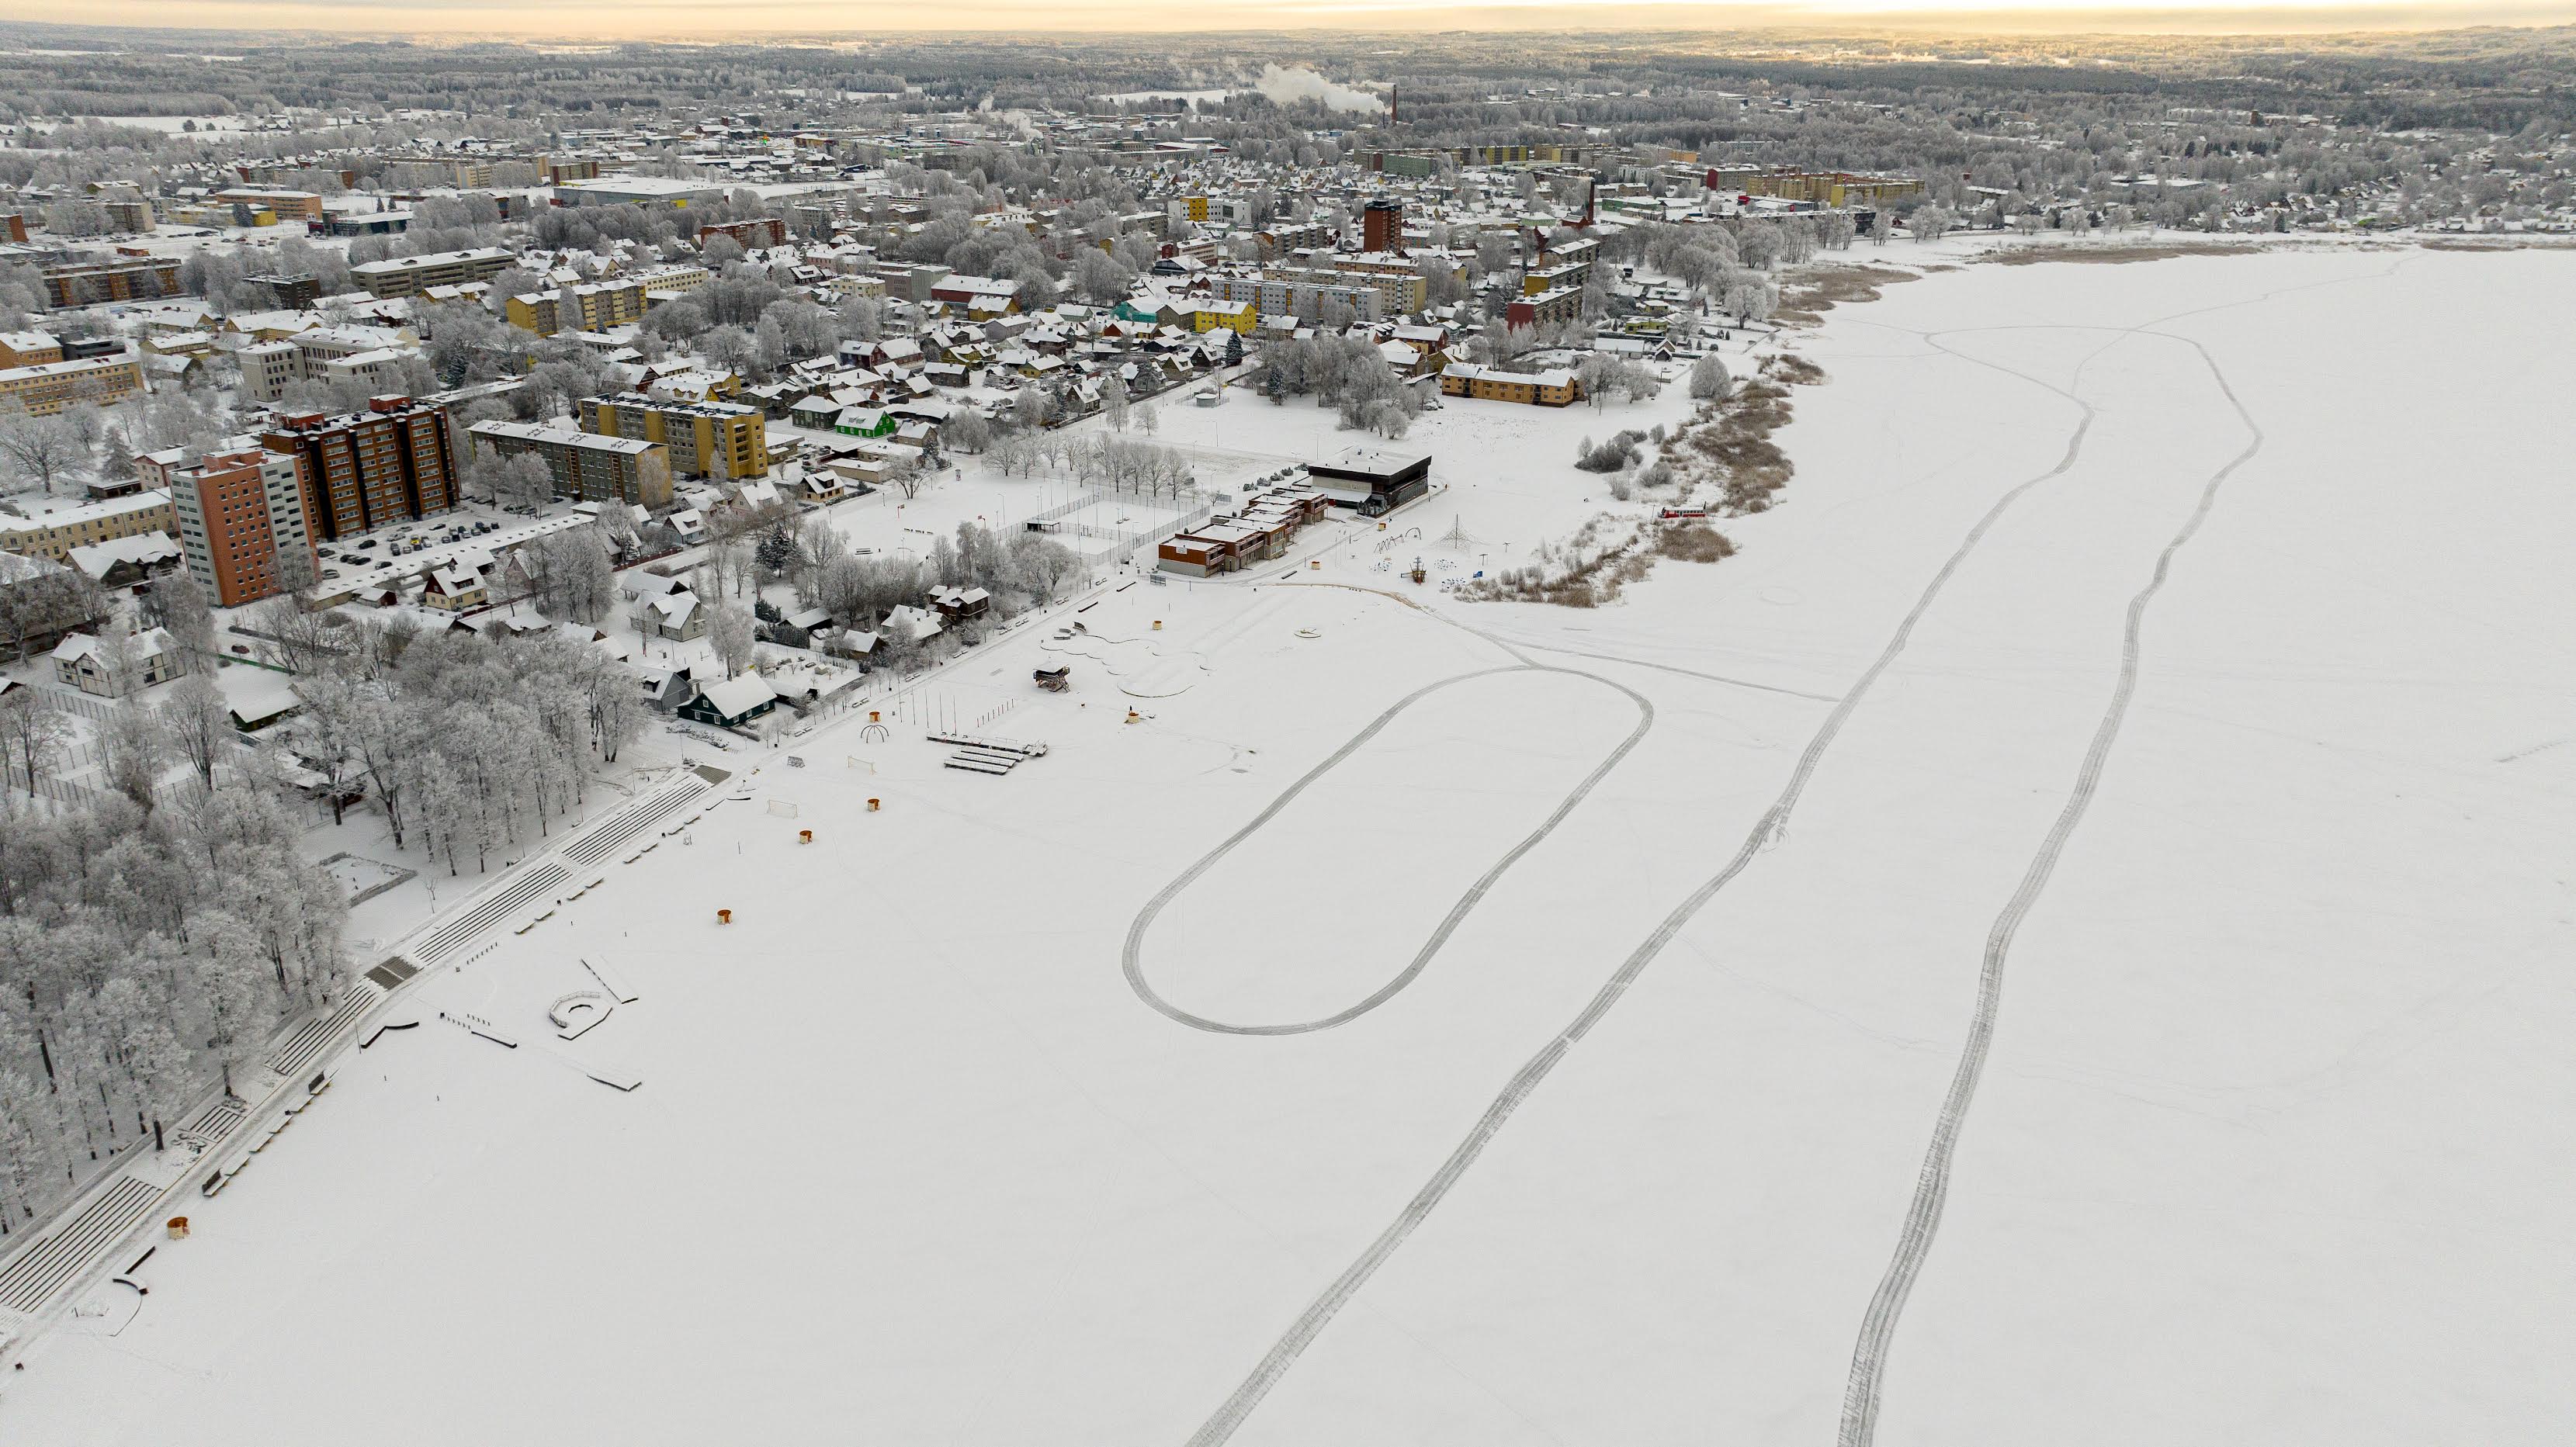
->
[709,599,757,680]
[0,408,86,494]
[161,673,233,794]
[0,688,72,799]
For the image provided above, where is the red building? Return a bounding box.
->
[700,217,789,251]
[260,396,459,542]
[1362,199,1404,255]
[169,447,318,606]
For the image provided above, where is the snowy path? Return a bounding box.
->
[1836,324,2263,1445]
[1178,311,2117,1446]
[1124,661,1652,1034]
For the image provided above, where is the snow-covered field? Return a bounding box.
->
[8,246,2570,1446]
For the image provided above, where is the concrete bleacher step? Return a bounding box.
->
[265,991,376,1079]
[415,862,570,964]
[563,780,709,867]
[0,1175,162,1314]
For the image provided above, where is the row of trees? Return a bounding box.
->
[1252,334,1427,438]
[0,781,350,1234]
[286,618,647,874]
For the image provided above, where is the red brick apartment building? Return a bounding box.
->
[169,447,318,606]
[259,396,458,542]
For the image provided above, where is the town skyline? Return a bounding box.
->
[8,0,2575,35]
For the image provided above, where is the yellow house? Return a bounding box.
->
[1192,300,1255,335]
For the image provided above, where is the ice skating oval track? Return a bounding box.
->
[1121,663,1654,1036]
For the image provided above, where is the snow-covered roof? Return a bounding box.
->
[695,675,772,719]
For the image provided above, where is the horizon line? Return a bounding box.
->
[7,5,2576,40]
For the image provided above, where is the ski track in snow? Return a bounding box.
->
[1122,663,1654,1035]
[1176,325,2114,1447]
[1836,262,2398,1447]
[1179,259,2404,1446]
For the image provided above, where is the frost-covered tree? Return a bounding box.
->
[161,673,234,795]
[709,599,758,680]
[1689,355,1734,401]
[0,408,85,494]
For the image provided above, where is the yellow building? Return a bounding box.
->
[505,280,648,338]
[1742,171,1924,207]
[1440,363,1579,407]
[0,490,176,562]
[1191,300,1255,335]
[581,396,768,480]
[0,351,144,416]
[214,189,324,222]
[629,264,712,304]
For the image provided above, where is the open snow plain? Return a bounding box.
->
[7,247,2570,1445]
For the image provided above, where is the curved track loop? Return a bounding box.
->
[1179,341,2108,1447]
[1124,663,1654,1036]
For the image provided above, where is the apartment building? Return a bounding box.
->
[699,217,789,250]
[168,446,317,606]
[1739,170,1924,207]
[236,341,302,403]
[0,351,144,416]
[1209,272,1387,325]
[40,257,182,310]
[350,247,515,298]
[504,279,648,338]
[1255,220,1332,260]
[248,272,321,309]
[0,490,176,563]
[0,330,60,368]
[1506,286,1583,331]
[629,263,712,305]
[234,326,421,403]
[260,396,459,542]
[1440,363,1581,407]
[213,189,325,222]
[580,396,768,480]
[1362,199,1405,254]
[467,420,675,509]
[1524,261,1590,296]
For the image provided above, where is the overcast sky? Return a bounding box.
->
[8,0,2571,34]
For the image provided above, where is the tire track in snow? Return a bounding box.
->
[1123,663,1654,1036]
[1178,341,2107,1447]
[1837,269,2394,1447]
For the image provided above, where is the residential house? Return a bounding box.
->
[51,627,186,697]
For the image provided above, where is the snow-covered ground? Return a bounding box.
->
[6,246,2569,1446]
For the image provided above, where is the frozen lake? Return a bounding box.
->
[6,246,2568,1447]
